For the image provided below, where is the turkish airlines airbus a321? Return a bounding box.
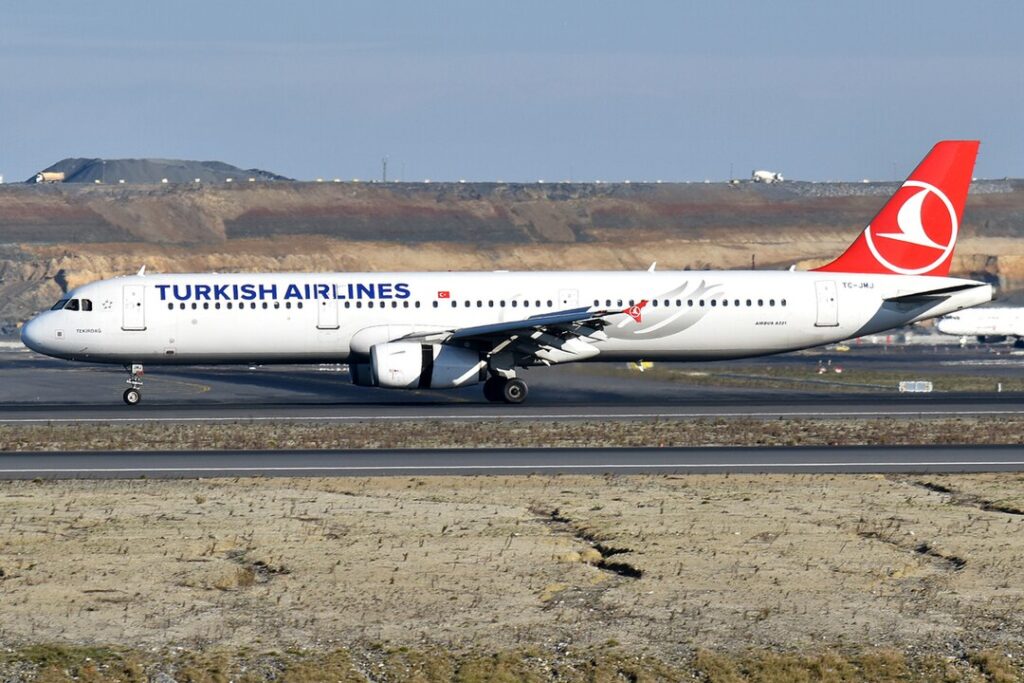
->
[21,141,992,405]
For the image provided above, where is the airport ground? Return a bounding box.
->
[2,341,1024,680]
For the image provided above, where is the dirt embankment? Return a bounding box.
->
[2,473,1024,681]
[2,180,1023,333]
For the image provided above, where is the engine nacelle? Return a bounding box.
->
[368,342,485,389]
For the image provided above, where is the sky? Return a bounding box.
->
[1,1,1022,183]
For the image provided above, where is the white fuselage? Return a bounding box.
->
[21,270,992,366]
[937,307,1024,339]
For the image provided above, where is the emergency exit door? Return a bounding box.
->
[317,299,339,329]
[814,280,839,327]
[558,288,578,308]
[122,285,146,330]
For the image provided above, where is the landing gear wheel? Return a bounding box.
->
[123,388,142,406]
[502,378,528,404]
[483,377,506,402]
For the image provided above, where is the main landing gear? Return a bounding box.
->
[483,376,529,404]
[123,363,144,405]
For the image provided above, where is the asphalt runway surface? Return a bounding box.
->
[2,445,1023,479]
[2,342,1024,422]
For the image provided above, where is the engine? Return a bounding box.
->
[351,342,485,389]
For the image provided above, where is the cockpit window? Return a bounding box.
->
[64,299,80,311]
[51,299,69,311]
[81,299,93,312]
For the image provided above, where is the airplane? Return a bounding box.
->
[937,307,1024,345]
[20,140,993,405]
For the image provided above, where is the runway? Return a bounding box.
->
[2,446,1023,479]
[2,345,1023,422]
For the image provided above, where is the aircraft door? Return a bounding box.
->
[558,288,578,308]
[317,299,339,329]
[814,280,839,327]
[122,285,146,331]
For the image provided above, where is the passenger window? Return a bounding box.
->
[403,301,409,308]
[392,301,398,308]
[180,303,186,310]
[758,299,764,306]
[227,302,233,309]
[415,301,421,308]
[477,300,483,307]
[167,303,174,310]
[523,300,529,308]
[699,300,705,307]
[664,300,670,307]
[272,302,278,309]
[450,301,456,308]
[191,302,197,310]
[722,299,728,307]
[217,302,223,310]
[203,302,210,310]
[746,299,752,306]
[51,299,69,311]
[65,299,80,311]
[781,299,787,306]
[500,301,506,307]
[711,300,717,307]
[769,299,775,307]
[605,299,611,306]
[686,300,692,307]
[652,300,658,307]
[297,302,303,309]
[734,299,740,306]
[511,300,518,307]
[547,300,553,307]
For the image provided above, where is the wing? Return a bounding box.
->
[400,306,625,365]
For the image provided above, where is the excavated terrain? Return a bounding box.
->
[2,179,1023,334]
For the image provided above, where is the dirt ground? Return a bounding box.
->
[3,471,1024,680]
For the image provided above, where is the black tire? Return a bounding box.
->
[123,388,141,406]
[502,378,528,404]
[482,378,505,402]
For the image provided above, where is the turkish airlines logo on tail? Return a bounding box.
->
[624,300,648,323]
[864,180,958,275]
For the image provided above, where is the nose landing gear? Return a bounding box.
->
[123,363,144,405]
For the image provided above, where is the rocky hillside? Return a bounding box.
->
[1,179,1023,334]
[27,158,289,184]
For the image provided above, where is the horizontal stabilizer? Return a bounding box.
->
[884,283,984,304]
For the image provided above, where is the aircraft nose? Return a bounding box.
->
[20,316,47,354]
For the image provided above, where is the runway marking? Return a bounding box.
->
[3,461,1024,475]
[1,409,1024,424]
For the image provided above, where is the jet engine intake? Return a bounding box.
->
[369,342,485,389]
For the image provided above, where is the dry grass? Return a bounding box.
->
[2,472,1024,678]
[3,644,1021,682]
[1,415,1024,451]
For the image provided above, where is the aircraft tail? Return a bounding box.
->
[814,140,979,276]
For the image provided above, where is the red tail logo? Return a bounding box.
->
[624,300,648,323]
[815,140,978,276]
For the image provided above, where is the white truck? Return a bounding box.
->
[751,169,783,183]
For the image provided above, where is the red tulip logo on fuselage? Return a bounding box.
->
[864,180,958,275]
